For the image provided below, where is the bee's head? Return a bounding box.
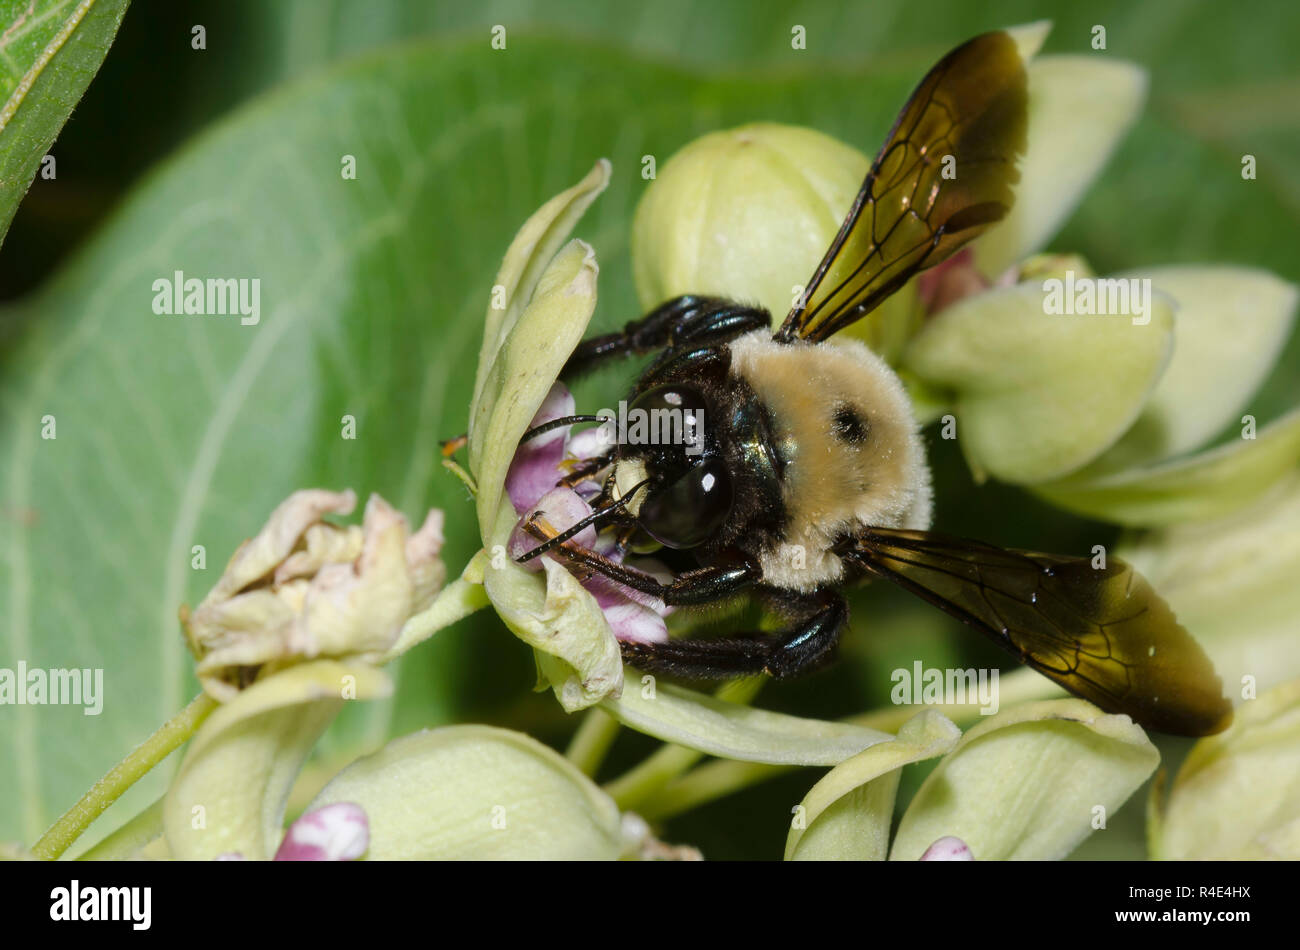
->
[614,383,733,550]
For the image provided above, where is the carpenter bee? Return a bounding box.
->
[505,30,1232,736]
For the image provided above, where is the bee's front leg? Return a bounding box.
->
[526,529,759,605]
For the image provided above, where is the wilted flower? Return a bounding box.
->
[182,489,445,700]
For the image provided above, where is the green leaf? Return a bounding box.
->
[785,710,959,861]
[163,660,391,860]
[902,280,1175,483]
[305,724,624,859]
[0,0,129,245]
[602,678,892,765]
[889,699,1159,860]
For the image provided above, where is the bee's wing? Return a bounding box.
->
[775,31,1029,344]
[845,527,1233,737]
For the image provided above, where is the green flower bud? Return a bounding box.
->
[634,123,864,318]
[632,123,919,359]
[304,726,625,860]
[890,699,1158,860]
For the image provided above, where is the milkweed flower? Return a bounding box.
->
[919,836,973,861]
[506,380,676,646]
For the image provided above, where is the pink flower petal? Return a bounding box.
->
[566,424,617,463]
[508,486,597,569]
[919,835,974,861]
[602,600,669,643]
[916,248,989,315]
[506,383,576,513]
[501,389,679,646]
[274,802,369,861]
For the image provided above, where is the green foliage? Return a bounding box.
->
[0,0,129,245]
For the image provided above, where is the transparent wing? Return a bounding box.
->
[776,30,1028,343]
[845,527,1233,737]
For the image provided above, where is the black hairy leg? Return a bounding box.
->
[562,294,770,378]
[619,590,848,680]
[519,518,759,606]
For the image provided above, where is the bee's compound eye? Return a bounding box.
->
[625,384,709,451]
[638,459,732,549]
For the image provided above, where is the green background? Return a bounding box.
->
[1,0,1297,858]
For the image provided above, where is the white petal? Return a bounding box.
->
[974,56,1147,276]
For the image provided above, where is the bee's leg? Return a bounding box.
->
[620,591,848,680]
[531,530,844,678]
[556,450,614,489]
[562,295,770,379]
[527,531,759,605]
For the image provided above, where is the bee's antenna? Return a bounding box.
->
[519,414,608,445]
[515,478,650,563]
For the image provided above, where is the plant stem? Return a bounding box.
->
[606,743,705,811]
[77,797,164,861]
[30,691,217,860]
[602,675,765,811]
[565,708,621,776]
[383,557,489,661]
[638,668,1061,821]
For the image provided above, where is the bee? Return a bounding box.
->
[508,30,1232,737]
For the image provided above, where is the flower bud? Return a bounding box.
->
[632,123,919,358]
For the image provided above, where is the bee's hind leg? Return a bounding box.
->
[619,590,847,680]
